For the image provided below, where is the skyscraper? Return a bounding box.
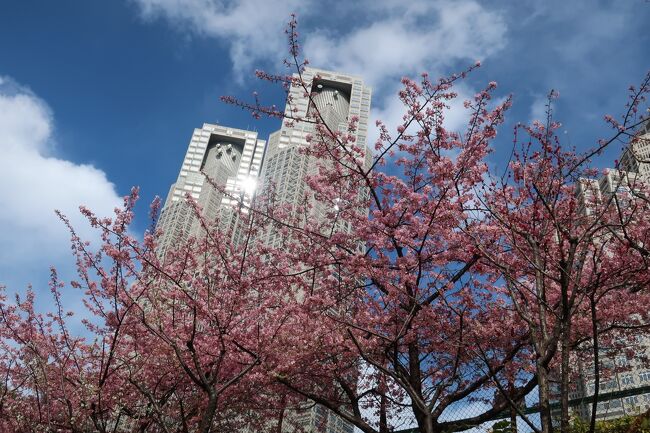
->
[259,67,372,433]
[156,67,372,433]
[261,67,372,245]
[157,123,266,254]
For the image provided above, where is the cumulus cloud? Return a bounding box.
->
[304,0,507,89]
[131,0,308,75]
[518,0,630,62]
[305,0,507,146]
[0,77,123,289]
[129,0,507,90]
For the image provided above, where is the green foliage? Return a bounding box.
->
[490,420,514,433]
[568,414,650,433]
[488,413,650,433]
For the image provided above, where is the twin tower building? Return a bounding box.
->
[157,68,372,257]
[156,69,371,433]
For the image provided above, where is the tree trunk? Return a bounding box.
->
[589,296,600,433]
[509,381,518,433]
[198,392,218,433]
[379,373,389,433]
[537,363,553,433]
[560,321,571,432]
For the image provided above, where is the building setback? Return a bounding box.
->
[156,123,266,254]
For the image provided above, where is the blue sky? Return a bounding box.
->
[0,0,648,295]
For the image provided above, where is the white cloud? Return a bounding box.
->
[303,0,507,90]
[129,0,507,90]
[131,0,309,75]
[304,0,507,153]
[0,77,123,289]
[518,0,630,61]
[529,94,550,124]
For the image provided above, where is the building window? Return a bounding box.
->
[624,396,639,406]
[621,375,635,386]
[615,356,629,367]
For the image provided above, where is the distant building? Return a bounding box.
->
[570,147,650,421]
[619,120,650,181]
[578,120,649,218]
[576,169,639,217]
[562,336,650,422]
[156,67,372,433]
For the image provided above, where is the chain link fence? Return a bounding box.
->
[384,385,650,432]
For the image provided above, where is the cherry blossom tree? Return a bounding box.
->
[471,84,650,433]
[1,14,649,433]
[219,17,540,433]
[0,190,301,433]
[223,16,650,433]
